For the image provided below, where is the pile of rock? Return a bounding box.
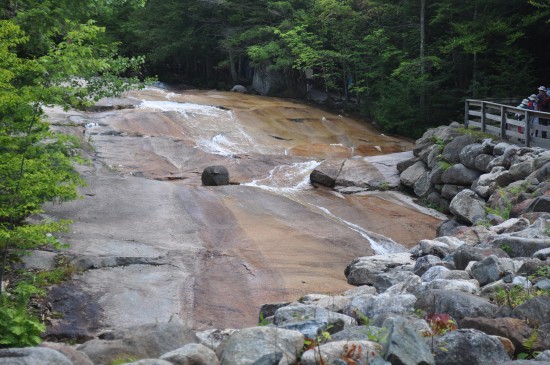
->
[2,217,549,365]
[399,122,550,226]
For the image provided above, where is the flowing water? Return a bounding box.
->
[45,87,443,335]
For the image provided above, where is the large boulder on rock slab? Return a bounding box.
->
[310,159,344,188]
[201,165,230,186]
[449,189,486,225]
[77,323,198,365]
[346,293,417,323]
[217,327,303,365]
[0,348,73,365]
[433,329,510,365]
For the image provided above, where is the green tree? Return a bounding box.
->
[0,18,144,347]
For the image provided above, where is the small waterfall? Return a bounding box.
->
[243,161,321,193]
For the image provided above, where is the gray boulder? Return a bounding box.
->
[441,184,467,200]
[453,243,509,270]
[524,196,550,213]
[510,159,536,180]
[486,236,550,258]
[347,293,416,322]
[534,247,550,260]
[421,266,450,282]
[300,340,382,365]
[371,271,419,294]
[299,294,350,313]
[417,279,480,295]
[217,327,303,365]
[38,342,93,365]
[474,153,495,172]
[512,295,550,325]
[397,157,419,173]
[273,303,356,329]
[195,329,238,351]
[494,142,512,156]
[471,255,504,286]
[459,143,484,169]
[310,159,344,188]
[449,189,486,225]
[201,165,230,186]
[414,171,433,197]
[472,167,514,198]
[77,323,198,365]
[345,253,414,286]
[433,329,510,365]
[441,164,482,186]
[414,289,498,321]
[230,85,248,93]
[160,343,219,365]
[0,348,72,365]
[400,161,428,188]
[442,134,476,163]
[382,317,435,365]
[413,255,442,276]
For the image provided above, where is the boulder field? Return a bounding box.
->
[2,123,550,364]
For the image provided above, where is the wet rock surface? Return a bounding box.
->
[30,98,550,364]
[41,88,441,340]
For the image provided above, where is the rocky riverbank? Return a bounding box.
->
[2,120,550,364]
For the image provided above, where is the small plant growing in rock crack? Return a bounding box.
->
[499,243,513,255]
[494,284,550,308]
[517,329,540,360]
[302,325,333,365]
[424,313,457,335]
[258,312,271,326]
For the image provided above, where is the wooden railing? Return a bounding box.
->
[464,99,550,148]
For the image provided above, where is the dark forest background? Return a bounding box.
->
[3,0,550,137]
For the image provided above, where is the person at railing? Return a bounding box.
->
[515,98,530,137]
[537,86,550,137]
[528,95,540,137]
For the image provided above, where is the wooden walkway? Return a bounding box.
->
[464,99,550,148]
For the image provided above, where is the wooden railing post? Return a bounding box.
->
[525,110,531,147]
[464,100,469,128]
[481,102,486,132]
[500,105,506,139]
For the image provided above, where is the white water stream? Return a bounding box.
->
[134,87,411,255]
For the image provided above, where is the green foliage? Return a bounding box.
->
[499,243,513,255]
[258,312,271,326]
[0,8,145,346]
[110,356,139,365]
[0,297,45,347]
[494,285,550,309]
[425,313,457,336]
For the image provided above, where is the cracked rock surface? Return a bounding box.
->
[42,88,442,339]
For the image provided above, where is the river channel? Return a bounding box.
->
[44,87,442,337]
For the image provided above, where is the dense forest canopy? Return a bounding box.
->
[1,0,550,347]
[3,0,550,136]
